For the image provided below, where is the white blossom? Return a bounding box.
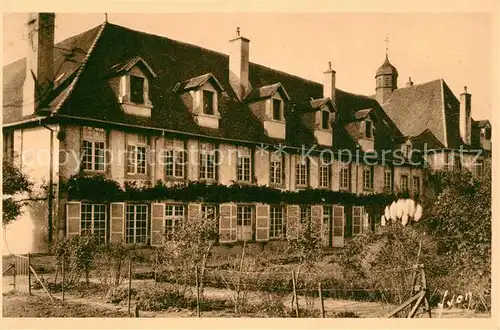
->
[414,204,423,221]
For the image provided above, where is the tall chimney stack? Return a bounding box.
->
[323,61,336,102]
[459,86,472,145]
[229,27,251,101]
[22,13,55,116]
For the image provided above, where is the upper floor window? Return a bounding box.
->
[296,157,309,187]
[364,119,373,139]
[273,99,283,121]
[485,127,491,140]
[237,148,252,182]
[270,152,284,185]
[384,169,392,191]
[363,166,374,190]
[339,164,350,190]
[319,154,331,188]
[164,138,186,179]
[127,134,147,175]
[400,175,409,192]
[203,90,215,115]
[82,126,106,172]
[130,75,145,104]
[321,110,330,130]
[199,142,216,180]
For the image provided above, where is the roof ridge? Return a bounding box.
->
[54,21,108,112]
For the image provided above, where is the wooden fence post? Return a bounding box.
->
[291,271,299,318]
[27,253,31,295]
[13,261,16,291]
[195,265,201,317]
[128,257,132,317]
[318,282,325,318]
[62,255,65,302]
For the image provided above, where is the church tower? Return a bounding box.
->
[375,54,398,104]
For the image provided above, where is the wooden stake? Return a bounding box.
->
[61,255,65,302]
[13,261,16,291]
[291,271,299,318]
[128,257,132,317]
[195,265,201,317]
[29,266,54,301]
[318,282,325,318]
[27,253,31,295]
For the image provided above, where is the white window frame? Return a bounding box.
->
[164,138,186,179]
[165,204,186,240]
[300,205,311,224]
[364,119,373,139]
[82,126,106,172]
[363,166,374,190]
[125,204,148,244]
[384,169,392,191]
[270,152,284,185]
[199,143,216,180]
[130,74,146,104]
[202,89,216,115]
[339,165,350,190]
[237,148,252,182]
[202,204,218,221]
[412,176,420,194]
[80,203,107,243]
[270,205,285,239]
[127,134,148,175]
[400,175,409,192]
[296,157,308,187]
[319,156,331,188]
[321,110,330,130]
[352,206,363,236]
[271,97,284,121]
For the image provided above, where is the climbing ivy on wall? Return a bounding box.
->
[62,174,403,206]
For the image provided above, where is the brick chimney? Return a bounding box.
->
[22,13,55,116]
[229,27,251,101]
[459,86,472,145]
[323,61,336,103]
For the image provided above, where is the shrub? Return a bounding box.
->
[333,311,360,318]
[105,286,137,304]
[135,286,189,311]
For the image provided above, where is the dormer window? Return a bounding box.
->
[203,90,215,115]
[365,119,373,139]
[130,75,145,104]
[321,110,330,130]
[108,56,157,118]
[273,99,283,121]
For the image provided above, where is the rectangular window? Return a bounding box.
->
[82,127,106,171]
[202,205,218,221]
[130,75,145,104]
[352,206,363,236]
[165,205,185,240]
[412,176,420,195]
[365,120,373,138]
[125,204,148,244]
[384,169,392,191]
[270,152,284,185]
[272,99,282,120]
[296,157,308,187]
[165,139,185,179]
[270,205,285,239]
[127,135,147,175]
[199,143,216,180]
[339,165,350,190]
[300,205,311,224]
[203,90,214,115]
[322,110,330,130]
[236,205,253,241]
[319,155,331,188]
[363,166,374,190]
[400,175,409,192]
[81,204,107,243]
[237,149,252,182]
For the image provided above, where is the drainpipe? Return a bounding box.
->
[39,119,55,246]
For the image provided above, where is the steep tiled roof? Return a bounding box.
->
[381,79,465,149]
[108,56,157,78]
[409,129,445,150]
[174,73,224,92]
[245,82,290,102]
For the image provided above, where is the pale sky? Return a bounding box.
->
[2,12,494,121]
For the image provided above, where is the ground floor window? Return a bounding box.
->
[236,205,253,241]
[165,204,185,239]
[81,204,106,243]
[270,205,285,239]
[126,204,148,244]
[300,205,311,224]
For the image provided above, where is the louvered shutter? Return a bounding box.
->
[66,202,81,239]
[229,204,237,242]
[311,205,323,238]
[151,203,165,246]
[362,208,371,234]
[332,205,345,247]
[286,205,299,240]
[110,202,125,242]
[219,203,236,243]
[255,204,270,242]
[352,206,363,236]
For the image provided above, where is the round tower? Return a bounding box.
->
[375,54,398,104]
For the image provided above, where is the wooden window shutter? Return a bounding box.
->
[286,205,299,240]
[362,208,371,234]
[311,205,323,237]
[332,205,345,247]
[66,201,81,239]
[188,203,202,222]
[352,206,363,236]
[151,203,165,246]
[219,203,236,243]
[255,204,270,242]
[215,144,220,182]
[110,202,125,242]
